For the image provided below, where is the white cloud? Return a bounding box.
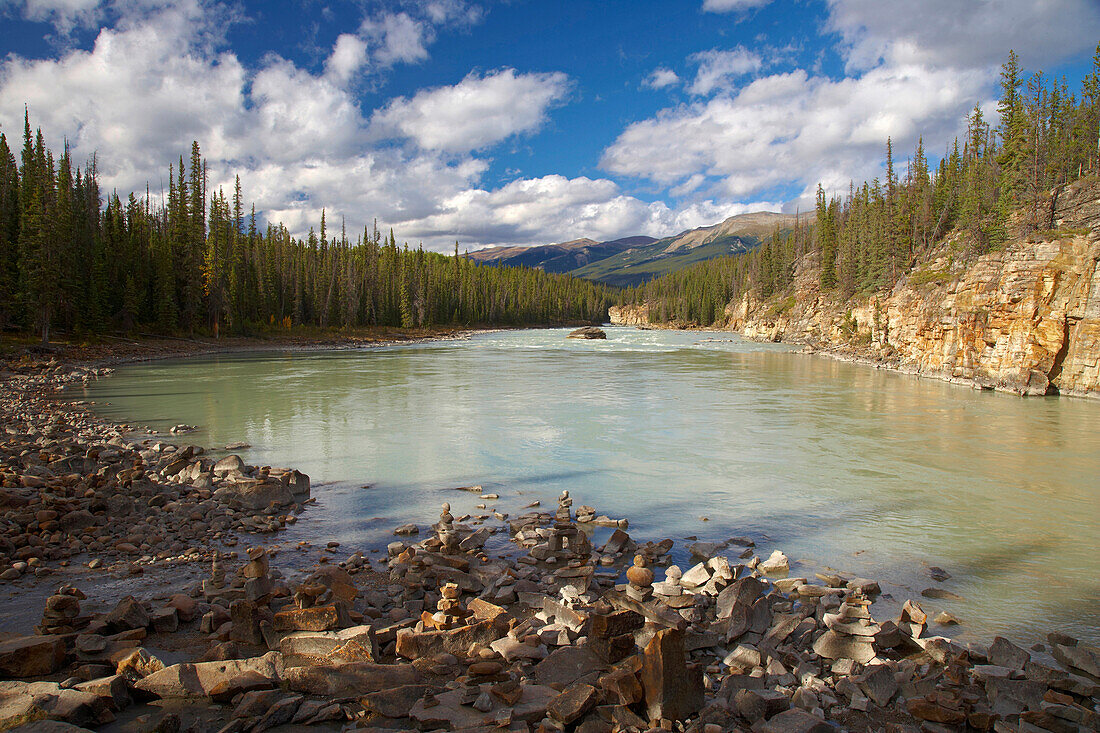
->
[325,33,368,84]
[689,47,762,95]
[702,0,772,13]
[396,174,779,247]
[360,11,429,66]
[2,0,101,32]
[643,67,680,90]
[603,0,1100,212]
[371,68,571,153]
[827,0,1100,73]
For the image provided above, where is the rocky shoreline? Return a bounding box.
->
[1,344,1099,732]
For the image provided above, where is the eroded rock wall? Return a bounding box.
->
[729,179,1100,397]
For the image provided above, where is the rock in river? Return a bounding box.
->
[567,327,606,339]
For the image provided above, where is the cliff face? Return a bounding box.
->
[729,178,1100,397]
[608,305,651,326]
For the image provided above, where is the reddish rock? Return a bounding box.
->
[0,635,67,677]
[640,628,703,722]
[547,683,598,725]
[273,604,349,633]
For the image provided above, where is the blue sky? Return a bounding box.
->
[1,0,1098,250]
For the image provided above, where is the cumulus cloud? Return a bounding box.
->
[360,11,429,66]
[371,69,571,153]
[827,0,1100,73]
[643,67,680,90]
[325,33,368,84]
[702,0,772,13]
[603,0,1100,211]
[689,47,762,95]
[1,0,101,32]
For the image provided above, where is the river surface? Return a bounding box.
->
[83,327,1100,647]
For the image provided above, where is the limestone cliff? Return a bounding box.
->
[729,178,1100,397]
[608,305,651,327]
[614,179,1100,398]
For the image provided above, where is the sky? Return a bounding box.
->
[1,0,1098,251]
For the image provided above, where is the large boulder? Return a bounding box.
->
[567,327,607,340]
[278,625,378,661]
[0,681,113,730]
[0,635,67,678]
[284,662,420,697]
[213,482,295,511]
[133,652,284,698]
[395,619,506,660]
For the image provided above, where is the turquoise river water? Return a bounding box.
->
[82,327,1100,647]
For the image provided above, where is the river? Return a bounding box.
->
[83,326,1100,647]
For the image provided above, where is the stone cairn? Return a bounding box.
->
[813,586,880,665]
[625,554,654,602]
[430,581,468,630]
[241,546,273,602]
[533,490,590,564]
[38,584,85,634]
[202,553,226,597]
[438,503,460,555]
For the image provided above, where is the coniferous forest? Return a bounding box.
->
[624,49,1100,325]
[0,116,614,342]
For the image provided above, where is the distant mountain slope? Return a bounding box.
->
[465,235,657,274]
[462,212,803,287]
[659,211,802,253]
[569,212,804,287]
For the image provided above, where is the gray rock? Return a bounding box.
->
[989,636,1031,669]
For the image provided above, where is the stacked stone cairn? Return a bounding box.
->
[438,502,460,555]
[38,584,85,634]
[428,581,469,630]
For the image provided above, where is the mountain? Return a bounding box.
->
[463,212,803,288]
[464,235,657,274]
[569,212,804,287]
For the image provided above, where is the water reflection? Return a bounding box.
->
[84,326,1100,646]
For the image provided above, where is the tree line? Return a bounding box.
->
[0,117,614,341]
[623,47,1100,325]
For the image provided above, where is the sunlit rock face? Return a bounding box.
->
[730,179,1100,398]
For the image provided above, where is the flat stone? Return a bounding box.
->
[533,646,606,688]
[396,619,506,660]
[858,664,898,706]
[0,635,67,678]
[273,604,349,632]
[278,625,378,660]
[410,684,555,729]
[361,684,434,718]
[547,683,598,725]
[134,652,284,698]
[812,630,876,664]
[1052,643,1100,679]
[208,670,278,702]
[679,562,711,589]
[760,708,832,733]
[284,662,420,697]
[990,636,1031,669]
[734,688,789,722]
[715,576,764,620]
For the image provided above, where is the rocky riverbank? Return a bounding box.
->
[2,343,1099,733]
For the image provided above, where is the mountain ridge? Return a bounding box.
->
[465,211,804,286]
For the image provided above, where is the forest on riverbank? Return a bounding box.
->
[623,49,1100,326]
[0,125,614,341]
